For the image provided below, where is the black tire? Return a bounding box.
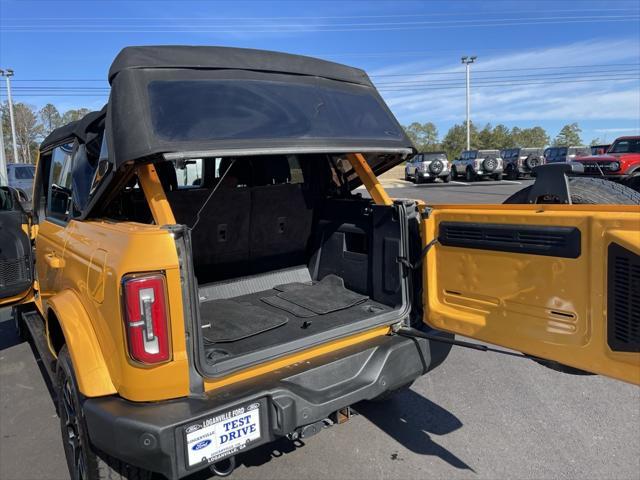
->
[415,175,422,184]
[56,347,151,480]
[492,173,502,181]
[451,166,458,179]
[429,160,444,175]
[482,156,498,173]
[505,164,518,180]
[465,168,475,182]
[525,156,542,170]
[369,381,414,403]
[442,173,451,183]
[504,177,640,205]
[625,171,640,193]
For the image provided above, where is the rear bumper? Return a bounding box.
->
[416,169,450,178]
[475,168,503,176]
[83,331,452,479]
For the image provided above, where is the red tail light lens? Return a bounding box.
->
[122,273,171,365]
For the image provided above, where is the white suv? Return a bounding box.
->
[405,152,451,183]
[451,149,503,182]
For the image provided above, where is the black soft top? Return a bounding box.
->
[106,45,412,168]
[40,107,106,151]
[108,46,373,87]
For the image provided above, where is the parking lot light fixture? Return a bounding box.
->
[1,68,20,164]
[461,56,477,151]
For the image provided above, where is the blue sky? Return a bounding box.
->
[1,0,639,144]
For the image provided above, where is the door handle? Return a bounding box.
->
[44,252,65,269]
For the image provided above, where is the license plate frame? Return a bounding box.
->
[181,398,266,470]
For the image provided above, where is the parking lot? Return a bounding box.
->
[1,179,638,480]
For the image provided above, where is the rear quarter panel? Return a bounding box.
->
[61,220,190,401]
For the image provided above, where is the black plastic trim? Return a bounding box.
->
[607,242,640,352]
[83,332,452,480]
[438,222,581,258]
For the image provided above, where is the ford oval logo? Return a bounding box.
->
[192,440,212,451]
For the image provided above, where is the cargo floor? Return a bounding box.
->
[201,283,394,363]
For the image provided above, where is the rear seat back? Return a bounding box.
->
[166,155,318,282]
[250,183,314,265]
[168,187,251,269]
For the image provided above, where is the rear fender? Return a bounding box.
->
[47,290,117,397]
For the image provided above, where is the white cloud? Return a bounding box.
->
[593,127,640,133]
[373,38,640,126]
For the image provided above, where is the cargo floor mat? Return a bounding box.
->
[201,299,288,343]
[260,295,317,318]
[276,275,368,314]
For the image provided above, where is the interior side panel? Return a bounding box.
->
[0,209,32,302]
[422,205,640,384]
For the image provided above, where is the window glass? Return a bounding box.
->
[0,187,14,211]
[90,135,111,195]
[14,166,35,179]
[287,155,304,184]
[47,142,75,221]
[174,158,204,188]
[147,79,403,142]
[610,139,640,154]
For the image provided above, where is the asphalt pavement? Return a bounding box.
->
[1,178,639,480]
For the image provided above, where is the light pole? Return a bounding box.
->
[1,68,20,163]
[461,56,477,151]
[0,98,6,185]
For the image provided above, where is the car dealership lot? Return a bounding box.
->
[1,180,638,480]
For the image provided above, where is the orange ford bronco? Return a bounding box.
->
[1,46,638,480]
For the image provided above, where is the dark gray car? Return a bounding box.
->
[543,146,590,164]
[501,147,545,179]
[7,163,35,200]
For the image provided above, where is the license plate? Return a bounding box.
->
[184,402,262,467]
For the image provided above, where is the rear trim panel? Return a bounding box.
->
[439,222,581,258]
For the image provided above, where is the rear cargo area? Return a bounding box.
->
[163,154,409,375]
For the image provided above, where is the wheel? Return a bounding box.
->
[524,156,541,170]
[465,168,475,182]
[56,346,151,480]
[625,171,640,193]
[505,165,518,180]
[369,381,414,402]
[442,173,451,183]
[503,177,640,205]
[451,166,458,179]
[415,175,422,184]
[492,173,502,181]
[404,171,410,181]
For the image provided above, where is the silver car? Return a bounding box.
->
[404,152,451,184]
[451,149,503,182]
[7,163,35,200]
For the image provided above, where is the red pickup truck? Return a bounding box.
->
[575,136,640,191]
